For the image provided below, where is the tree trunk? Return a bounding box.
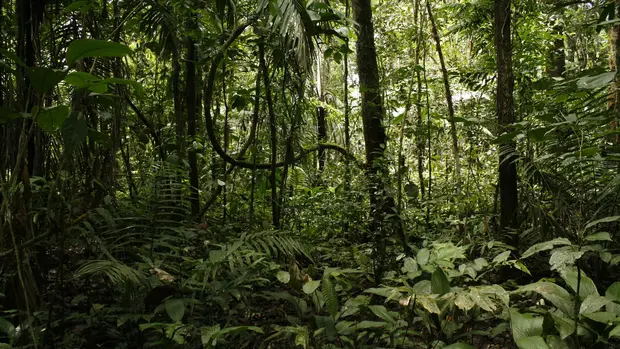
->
[414,0,426,199]
[353,0,410,283]
[426,0,460,181]
[259,40,279,229]
[494,0,519,234]
[608,0,620,145]
[186,26,199,216]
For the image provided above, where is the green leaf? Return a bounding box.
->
[585,216,620,230]
[36,105,69,132]
[322,277,339,318]
[201,324,220,346]
[492,250,511,263]
[560,267,598,298]
[510,309,543,341]
[521,238,572,259]
[585,232,612,242]
[66,39,133,65]
[355,320,386,329]
[165,298,185,322]
[431,268,450,295]
[368,305,395,324]
[454,291,475,311]
[302,280,321,294]
[443,343,476,349]
[27,67,66,94]
[417,248,430,265]
[103,77,145,98]
[582,311,617,323]
[0,107,22,124]
[516,336,550,349]
[577,72,616,89]
[65,71,101,87]
[605,282,620,314]
[61,112,88,153]
[516,282,574,316]
[0,48,25,66]
[551,314,575,339]
[579,295,612,314]
[276,270,290,283]
[549,247,583,271]
[609,324,620,338]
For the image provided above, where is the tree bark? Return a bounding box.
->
[494,0,519,234]
[608,0,620,145]
[353,0,411,283]
[186,26,199,216]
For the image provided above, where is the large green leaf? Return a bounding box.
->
[560,267,598,298]
[66,39,133,65]
[36,105,69,132]
[609,324,620,338]
[510,309,543,341]
[584,232,612,242]
[516,336,549,349]
[579,295,612,314]
[368,305,395,324]
[431,267,450,295]
[516,282,574,316]
[521,238,572,259]
[165,298,185,322]
[551,314,575,339]
[577,72,616,89]
[26,67,66,94]
[582,311,617,323]
[585,215,620,230]
[605,282,620,314]
[201,324,220,346]
[302,280,321,294]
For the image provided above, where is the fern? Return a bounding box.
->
[322,276,338,318]
[75,260,146,287]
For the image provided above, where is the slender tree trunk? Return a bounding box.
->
[353,0,410,283]
[172,45,183,157]
[186,23,199,216]
[608,0,620,145]
[414,0,426,199]
[344,0,351,192]
[259,40,279,229]
[550,24,566,78]
[426,0,460,181]
[494,0,519,234]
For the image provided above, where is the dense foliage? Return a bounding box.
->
[2,0,620,348]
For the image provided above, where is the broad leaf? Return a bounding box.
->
[560,267,598,298]
[201,325,220,346]
[609,324,620,338]
[36,105,69,132]
[582,311,617,323]
[431,267,450,295]
[27,67,66,94]
[66,39,132,65]
[585,215,620,230]
[577,72,616,89]
[368,305,395,324]
[579,295,612,314]
[521,238,572,259]
[516,282,574,316]
[605,282,620,314]
[510,309,543,341]
[417,248,430,265]
[302,280,321,294]
[164,298,185,322]
[516,336,550,349]
[551,314,575,339]
[276,271,290,283]
[584,232,612,242]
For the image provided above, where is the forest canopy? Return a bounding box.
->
[2,0,620,348]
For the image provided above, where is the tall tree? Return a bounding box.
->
[426,0,460,181]
[494,0,519,234]
[186,19,199,216]
[353,0,410,283]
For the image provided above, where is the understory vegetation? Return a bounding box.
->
[3,0,620,348]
